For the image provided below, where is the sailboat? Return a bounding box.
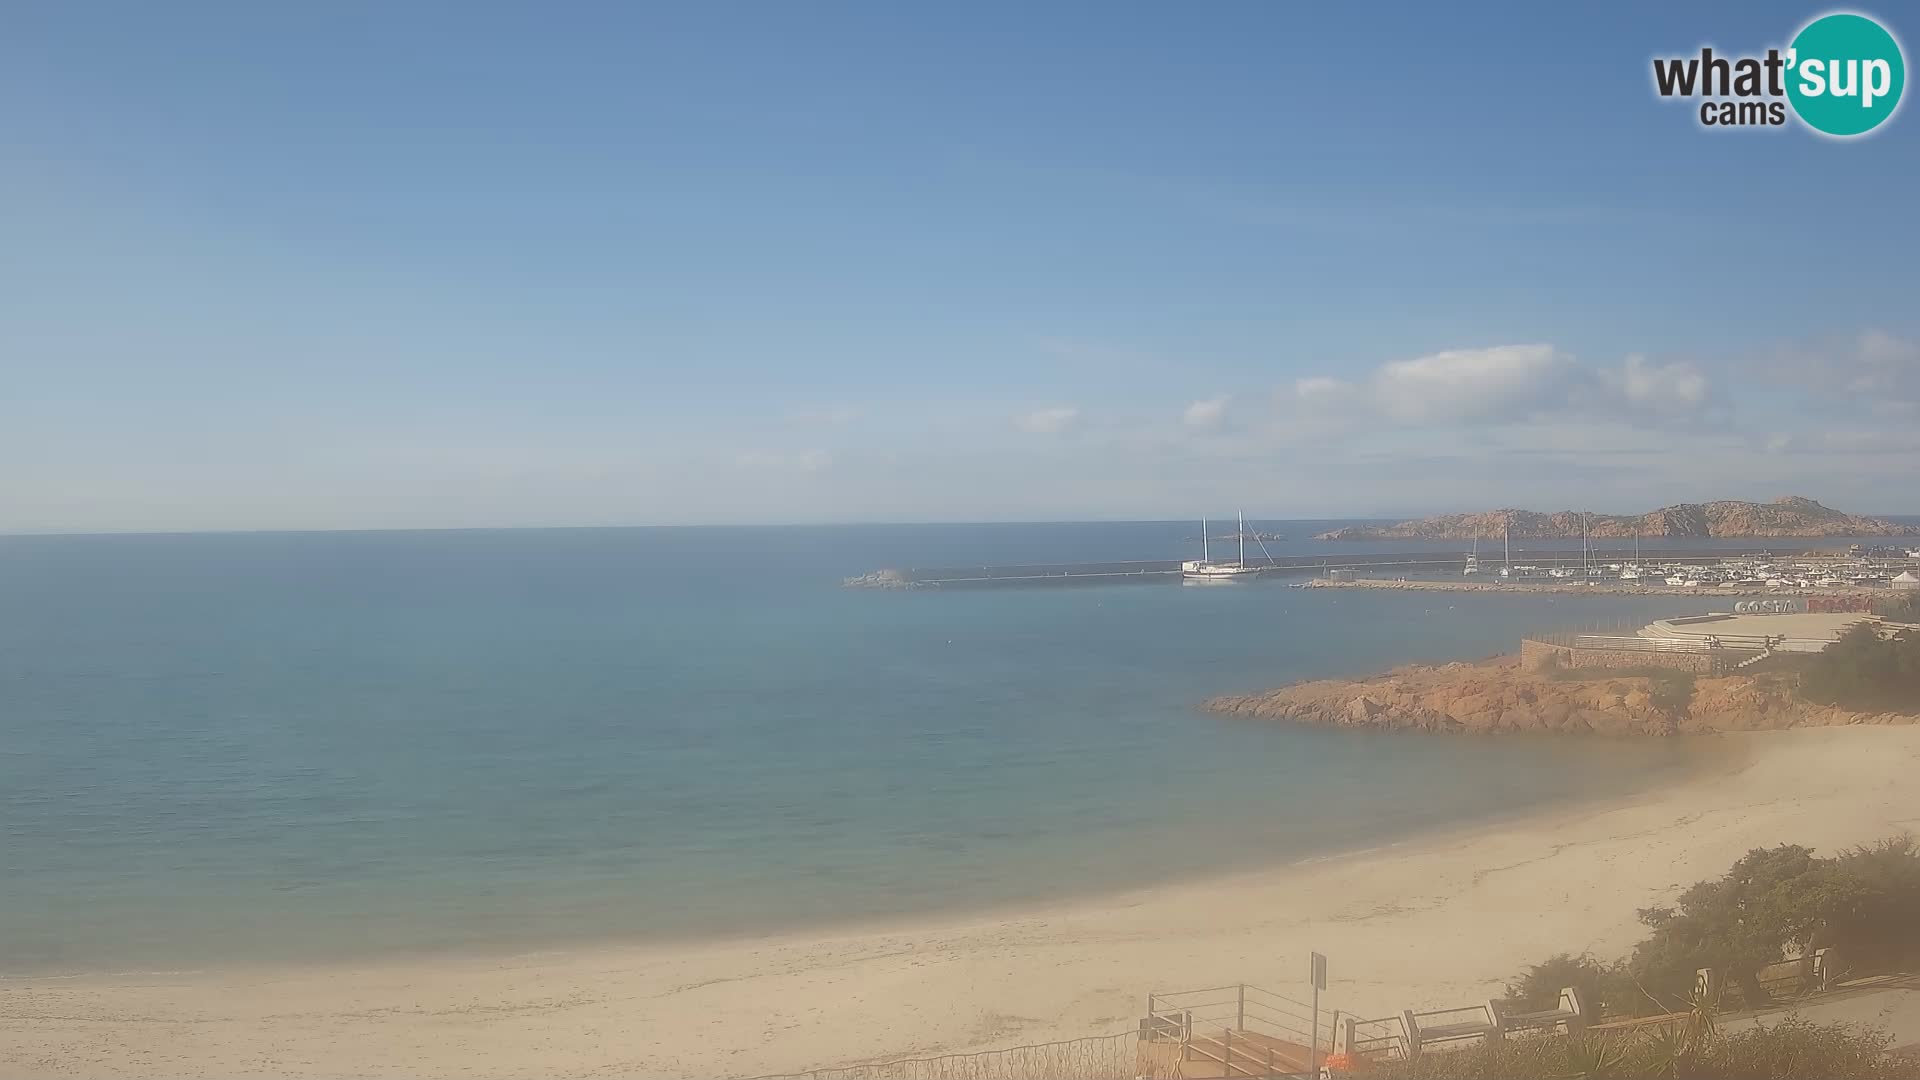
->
[1184,512,1262,580]
[1463,536,1480,575]
[1620,535,1643,581]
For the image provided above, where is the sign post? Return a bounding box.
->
[1310,952,1328,1078]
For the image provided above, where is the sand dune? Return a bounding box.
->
[8,726,1920,1079]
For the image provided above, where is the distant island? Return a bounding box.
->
[1315,496,1919,541]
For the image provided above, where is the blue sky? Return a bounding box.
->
[3,1,1917,530]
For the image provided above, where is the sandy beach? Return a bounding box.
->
[8,724,1920,1080]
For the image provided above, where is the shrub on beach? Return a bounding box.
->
[1630,837,1920,1011]
[1490,837,1920,1025]
[1503,953,1635,1019]
[1798,623,1920,712]
[1335,843,1920,1078]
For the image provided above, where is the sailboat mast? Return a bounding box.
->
[1238,511,1246,568]
[1202,517,1209,564]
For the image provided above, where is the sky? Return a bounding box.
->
[3,1,1918,532]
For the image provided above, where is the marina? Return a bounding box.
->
[845,547,1920,591]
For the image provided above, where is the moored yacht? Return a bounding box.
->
[1183,513,1262,580]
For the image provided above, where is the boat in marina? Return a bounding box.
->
[1619,537,1643,580]
[1183,513,1262,581]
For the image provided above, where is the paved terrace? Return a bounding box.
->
[1641,612,1883,652]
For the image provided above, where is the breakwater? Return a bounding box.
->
[843,548,1841,589]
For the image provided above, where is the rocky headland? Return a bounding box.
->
[1204,654,1919,736]
[1315,496,1918,541]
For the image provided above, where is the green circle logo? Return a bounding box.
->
[1786,13,1906,136]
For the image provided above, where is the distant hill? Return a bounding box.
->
[1315,496,1920,541]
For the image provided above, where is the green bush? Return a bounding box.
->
[1631,844,1826,1011]
[1647,672,1695,721]
[1503,953,1636,1019]
[1350,839,1920,1078]
[1798,624,1920,712]
[1873,591,1920,622]
[1498,837,1920,1019]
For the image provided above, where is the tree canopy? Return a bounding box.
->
[1799,624,1920,712]
[1506,837,1920,1018]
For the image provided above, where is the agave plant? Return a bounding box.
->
[1638,1023,1690,1080]
[1558,1033,1628,1080]
[1682,983,1719,1049]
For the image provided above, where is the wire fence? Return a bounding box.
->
[744,1031,1150,1080]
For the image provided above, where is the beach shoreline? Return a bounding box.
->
[11,726,1920,1080]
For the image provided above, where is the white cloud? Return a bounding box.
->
[1013,406,1080,434]
[1292,375,1356,403]
[1371,344,1576,423]
[1283,344,1713,428]
[1842,329,1920,400]
[1612,354,1710,412]
[1767,329,1920,407]
[1182,395,1230,428]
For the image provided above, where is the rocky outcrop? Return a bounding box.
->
[1314,496,1918,541]
[1203,654,1919,736]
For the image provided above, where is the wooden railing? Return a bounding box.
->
[1335,988,1588,1062]
[1143,983,1328,1078]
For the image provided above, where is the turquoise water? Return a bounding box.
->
[0,524,1748,974]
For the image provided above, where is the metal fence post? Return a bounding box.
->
[1237,984,1246,1031]
[1311,982,1320,1077]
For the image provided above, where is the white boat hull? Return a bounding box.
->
[1183,560,1261,580]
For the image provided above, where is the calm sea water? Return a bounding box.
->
[1,521,1866,974]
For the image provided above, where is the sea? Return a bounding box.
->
[2,521,1903,975]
